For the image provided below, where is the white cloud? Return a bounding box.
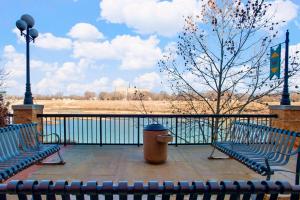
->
[13,28,72,50]
[31,60,59,71]
[290,43,300,57]
[268,0,298,23]
[100,0,205,37]
[288,42,300,89]
[35,59,92,94]
[73,35,162,70]
[181,71,211,92]
[66,77,110,94]
[12,28,25,43]
[2,45,26,78]
[161,41,178,61]
[68,23,104,41]
[3,80,23,92]
[51,59,89,81]
[35,33,72,50]
[164,42,177,52]
[100,0,298,37]
[134,72,161,90]
[55,62,83,81]
[2,45,59,79]
[114,35,162,70]
[1,45,66,94]
[73,40,115,60]
[113,78,128,89]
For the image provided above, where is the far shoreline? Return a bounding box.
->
[7,99,290,114]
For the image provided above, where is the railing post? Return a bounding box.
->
[41,116,44,143]
[211,117,215,144]
[100,117,102,147]
[63,117,66,146]
[245,117,251,142]
[137,117,140,147]
[175,117,178,147]
[296,148,300,185]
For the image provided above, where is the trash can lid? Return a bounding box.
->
[144,124,167,131]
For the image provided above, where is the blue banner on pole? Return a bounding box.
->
[270,44,281,80]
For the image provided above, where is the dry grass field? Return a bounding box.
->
[8,99,293,114]
[9,99,174,114]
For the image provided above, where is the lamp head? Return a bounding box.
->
[21,14,35,28]
[16,19,27,32]
[29,28,38,41]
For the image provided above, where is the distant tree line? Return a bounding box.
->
[8,90,173,101]
[7,91,300,102]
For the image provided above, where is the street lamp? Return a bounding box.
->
[280,30,291,105]
[16,14,39,105]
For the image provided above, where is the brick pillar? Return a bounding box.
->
[269,105,300,147]
[12,104,44,134]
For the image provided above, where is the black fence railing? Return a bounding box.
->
[7,113,13,124]
[37,114,277,146]
[1,179,299,200]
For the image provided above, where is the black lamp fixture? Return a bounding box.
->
[16,14,39,104]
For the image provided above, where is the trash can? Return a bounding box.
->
[143,124,173,164]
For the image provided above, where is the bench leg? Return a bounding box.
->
[57,151,65,164]
[208,146,230,159]
[296,150,300,185]
[264,158,273,181]
[37,151,65,165]
[293,150,300,199]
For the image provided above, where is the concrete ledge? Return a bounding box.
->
[12,104,44,110]
[269,105,300,110]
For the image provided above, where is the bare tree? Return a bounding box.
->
[159,0,300,115]
[84,91,96,100]
[0,67,9,127]
[52,92,64,100]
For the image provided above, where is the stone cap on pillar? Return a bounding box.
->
[12,104,44,110]
[269,105,300,110]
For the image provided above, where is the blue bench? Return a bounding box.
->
[210,122,300,184]
[0,123,64,182]
[0,179,299,200]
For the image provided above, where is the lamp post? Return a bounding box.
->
[16,14,39,105]
[280,30,291,105]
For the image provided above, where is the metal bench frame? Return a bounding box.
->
[0,179,299,200]
[0,123,64,182]
[210,122,300,185]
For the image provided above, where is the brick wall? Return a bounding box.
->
[269,105,300,147]
[12,105,44,141]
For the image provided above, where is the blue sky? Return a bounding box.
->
[1,0,300,95]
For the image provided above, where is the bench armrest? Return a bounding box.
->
[37,132,61,145]
[264,149,300,170]
[266,148,300,159]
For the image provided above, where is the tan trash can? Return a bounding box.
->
[143,124,173,164]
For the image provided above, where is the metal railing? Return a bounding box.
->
[6,113,13,125]
[1,179,299,200]
[37,114,277,146]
